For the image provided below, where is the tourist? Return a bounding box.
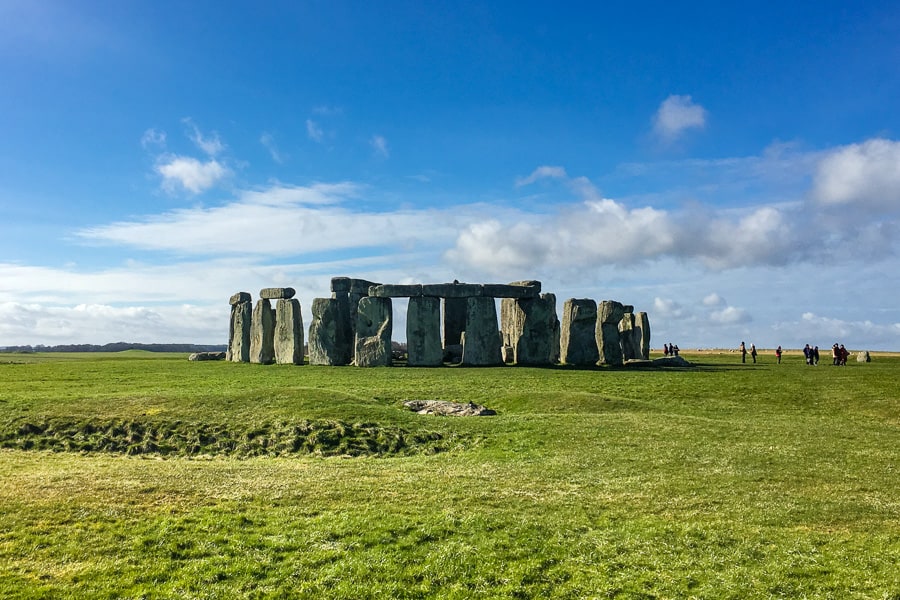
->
[673,344,679,356]
[740,341,747,363]
[832,343,840,365]
[775,345,782,364]
[840,344,849,366]
[750,343,757,364]
[803,344,811,365]
[813,345,820,366]
[663,343,669,357]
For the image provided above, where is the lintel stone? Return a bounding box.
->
[482,282,540,298]
[331,277,351,293]
[229,291,251,305]
[260,287,295,299]
[422,282,483,298]
[369,284,423,298]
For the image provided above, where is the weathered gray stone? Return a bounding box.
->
[423,282,483,298]
[403,400,496,416]
[406,296,442,366]
[229,291,251,305]
[354,297,392,367]
[856,350,871,362]
[443,297,467,348]
[500,293,557,365]
[560,298,599,366]
[461,296,502,366]
[635,312,651,360]
[369,284,423,298]
[330,291,354,365]
[189,351,226,361]
[227,298,252,363]
[596,300,626,366]
[442,343,463,363]
[250,299,276,364]
[482,281,541,298]
[350,278,379,295]
[548,294,560,364]
[308,298,346,365]
[260,287,295,300]
[619,313,640,360]
[274,298,304,365]
[330,277,351,293]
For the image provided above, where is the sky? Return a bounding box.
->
[2,0,900,350]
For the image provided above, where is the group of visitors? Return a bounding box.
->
[662,343,680,357]
[802,344,820,365]
[743,342,851,365]
[831,343,850,366]
[738,341,758,363]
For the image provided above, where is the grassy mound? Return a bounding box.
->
[1,417,451,457]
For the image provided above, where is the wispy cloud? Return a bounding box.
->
[306,119,324,143]
[183,118,225,156]
[140,128,166,149]
[515,165,567,187]
[260,132,283,163]
[811,138,900,211]
[653,94,707,142]
[155,155,230,194]
[370,134,389,158]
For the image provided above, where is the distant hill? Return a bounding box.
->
[0,342,227,354]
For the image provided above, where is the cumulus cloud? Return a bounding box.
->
[653,297,686,318]
[702,293,725,307]
[156,155,230,194]
[183,118,225,156]
[306,119,324,143]
[653,94,707,141]
[811,138,900,210]
[370,135,389,158]
[710,305,751,324]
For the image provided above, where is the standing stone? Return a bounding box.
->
[308,298,346,365]
[274,298,304,365]
[250,299,276,364]
[560,298,599,366]
[354,297,392,367]
[407,296,442,367]
[330,291,354,365]
[500,292,557,365]
[596,300,626,366]
[443,297,467,348]
[635,312,651,360]
[461,296,502,366]
[228,294,252,363]
[619,312,640,360]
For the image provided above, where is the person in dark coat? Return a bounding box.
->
[740,341,747,363]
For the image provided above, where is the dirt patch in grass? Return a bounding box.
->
[0,417,453,458]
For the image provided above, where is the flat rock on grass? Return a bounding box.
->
[651,356,693,367]
[403,400,496,416]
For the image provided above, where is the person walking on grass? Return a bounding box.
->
[813,345,820,366]
[775,345,783,364]
[750,343,757,363]
[740,341,747,363]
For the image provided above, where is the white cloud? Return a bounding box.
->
[306,119,324,143]
[183,118,225,156]
[653,94,707,141]
[702,293,725,307]
[811,138,900,210]
[260,132,283,163]
[155,155,230,194]
[515,165,568,187]
[370,135,389,158]
[140,128,166,149]
[710,306,751,324]
[653,297,686,318]
[77,182,463,256]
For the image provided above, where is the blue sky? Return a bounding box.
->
[2,1,900,350]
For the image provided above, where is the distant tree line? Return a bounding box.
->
[0,342,227,354]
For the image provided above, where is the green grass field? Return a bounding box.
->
[1,350,898,599]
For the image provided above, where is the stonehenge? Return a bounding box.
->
[227,278,651,368]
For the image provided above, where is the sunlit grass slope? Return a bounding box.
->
[1,351,898,598]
